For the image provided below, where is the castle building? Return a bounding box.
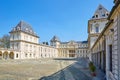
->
[89,1,120,80]
[0,1,120,79]
[88,4,109,49]
[50,36,88,58]
[88,4,109,61]
[0,21,58,59]
[1,1,120,79]
[0,21,88,59]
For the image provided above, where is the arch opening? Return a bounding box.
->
[9,52,14,59]
[0,51,2,59]
[3,51,9,59]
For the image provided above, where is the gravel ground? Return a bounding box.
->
[0,58,75,80]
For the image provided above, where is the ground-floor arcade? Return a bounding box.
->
[58,48,88,58]
[92,51,106,73]
[0,51,17,60]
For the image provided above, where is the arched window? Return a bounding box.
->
[96,27,99,33]
[96,15,98,18]
[95,24,99,33]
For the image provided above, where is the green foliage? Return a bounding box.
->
[89,62,96,72]
[0,34,10,48]
[90,65,96,72]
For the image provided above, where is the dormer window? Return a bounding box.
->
[106,13,109,16]
[96,15,98,18]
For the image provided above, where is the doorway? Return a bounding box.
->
[109,45,112,72]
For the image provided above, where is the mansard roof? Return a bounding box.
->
[92,4,109,19]
[10,21,39,37]
[76,41,88,44]
[50,35,60,42]
[61,41,88,44]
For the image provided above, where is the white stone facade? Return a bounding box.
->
[50,36,88,58]
[88,4,109,49]
[0,21,58,59]
[90,1,120,80]
[0,21,88,60]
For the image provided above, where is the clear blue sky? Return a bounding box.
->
[0,0,114,42]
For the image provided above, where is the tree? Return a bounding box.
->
[0,34,10,48]
[0,38,4,48]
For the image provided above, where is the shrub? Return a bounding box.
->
[89,62,96,72]
[90,65,96,72]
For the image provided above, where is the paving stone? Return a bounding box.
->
[0,58,105,80]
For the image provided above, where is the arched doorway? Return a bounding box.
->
[9,52,14,59]
[0,51,2,59]
[3,51,9,59]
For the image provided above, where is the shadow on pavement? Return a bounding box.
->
[53,58,77,61]
[39,58,92,80]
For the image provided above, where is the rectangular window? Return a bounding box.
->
[30,54,31,57]
[16,54,18,58]
[91,26,92,32]
[25,54,27,57]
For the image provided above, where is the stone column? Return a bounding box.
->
[106,37,110,80]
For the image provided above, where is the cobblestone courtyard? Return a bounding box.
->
[0,58,105,80]
[0,58,75,80]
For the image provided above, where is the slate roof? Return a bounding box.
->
[50,36,60,42]
[10,21,39,37]
[60,41,88,44]
[92,4,109,19]
[75,41,88,44]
